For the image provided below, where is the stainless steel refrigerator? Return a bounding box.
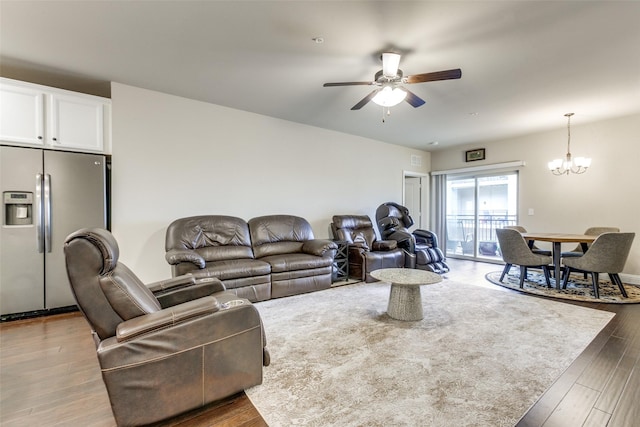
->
[0,145,106,316]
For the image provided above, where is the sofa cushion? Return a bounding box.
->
[260,253,333,273]
[249,215,315,258]
[196,259,271,281]
[166,215,254,261]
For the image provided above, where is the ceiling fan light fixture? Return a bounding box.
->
[381,52,401,78]
[372,86,407,107]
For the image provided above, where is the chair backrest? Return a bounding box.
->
[64,228,162,341]
[375,202,414,240]
[331,215,377,250]
[585,226,621,235]
[575,232,635,273]
[496,228,547,265]
[249,215,315,258]
[504,225,527,233]
[569,226,621,253]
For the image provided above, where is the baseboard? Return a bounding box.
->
[620,273,640,286]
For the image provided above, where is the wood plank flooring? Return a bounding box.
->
[1,258,638,426]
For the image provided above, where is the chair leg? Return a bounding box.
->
[591,272,600,299]
[541,266,551,287]
[519,265,526,288]
[562,267,571,289]
[500,264,512,282]
[609,273,628,298]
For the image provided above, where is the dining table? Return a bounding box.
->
[521,232,596,289]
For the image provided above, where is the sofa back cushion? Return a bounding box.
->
[331,215,377,249]
[165,215,254,261]
[249,215,314,258]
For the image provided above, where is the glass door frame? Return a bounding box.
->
[445,171,519,261]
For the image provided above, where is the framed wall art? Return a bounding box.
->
[465,148,485,162]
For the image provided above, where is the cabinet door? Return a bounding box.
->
[49,94,104,152]
[0,84,45,146]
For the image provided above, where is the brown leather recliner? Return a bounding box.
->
[331,215,405,282]
[64,228,269,427]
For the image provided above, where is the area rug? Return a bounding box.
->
[486,270,640,304]
[245,280,614,426]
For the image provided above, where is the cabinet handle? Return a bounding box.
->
[38,136,43,140]
[52,137,58,142]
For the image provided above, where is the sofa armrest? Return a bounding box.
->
[115,296,220,342]
[165,248,205,269]
[372,240,398,251]
[302,239,338,257]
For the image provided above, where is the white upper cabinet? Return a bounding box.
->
[49,93,104,152]
[0,83,45,146]
[0,78,111,153]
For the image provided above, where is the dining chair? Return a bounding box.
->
[561,226,620,258]
[496,228,553,288]
[561,232,635,299]
[504,225,551,256]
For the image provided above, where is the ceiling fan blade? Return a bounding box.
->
[351,89,379,110]
[404,89,426,108]
[405,68,462,84]
[323,81,374,87]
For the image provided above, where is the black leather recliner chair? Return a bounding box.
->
[64,228,269,426]
[375,202,450,274]
[331,215,405,282]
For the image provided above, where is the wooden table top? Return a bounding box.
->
[521,233,597,243]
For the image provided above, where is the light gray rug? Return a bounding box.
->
[246,280,614,427]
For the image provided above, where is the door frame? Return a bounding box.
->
[402,171,429,231]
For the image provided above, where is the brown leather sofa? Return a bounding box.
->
[64,228,269,426]
[331,215,405,282]
[165,214,338,301]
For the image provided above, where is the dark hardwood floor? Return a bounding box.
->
[1,258,638,426]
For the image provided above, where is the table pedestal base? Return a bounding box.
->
[388,284,423,321]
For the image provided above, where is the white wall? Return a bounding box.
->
[431,113,640,278]
[111,83,430,282]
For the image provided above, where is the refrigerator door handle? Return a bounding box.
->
[35,173,45,253]
[44,174,52,253]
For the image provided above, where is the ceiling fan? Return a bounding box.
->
[323,52,462,110]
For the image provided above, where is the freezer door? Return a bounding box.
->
[43,150,106,309]
[0,146,45,314]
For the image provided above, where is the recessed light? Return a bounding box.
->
[312,37,324,44]
[469,112,479,116]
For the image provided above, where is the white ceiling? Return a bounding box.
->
[1,1,639,151]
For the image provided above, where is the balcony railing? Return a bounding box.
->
[446,214,518,257]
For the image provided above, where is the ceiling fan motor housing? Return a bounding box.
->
[375,69,403,83]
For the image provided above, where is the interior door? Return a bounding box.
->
[404,176,422,230]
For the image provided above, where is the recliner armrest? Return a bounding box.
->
[165,248,206,268]
[302,239,338,257]
[372,240,398,251]
[115,296,220,342]
[146,274,196,293]
[151,276,226,308]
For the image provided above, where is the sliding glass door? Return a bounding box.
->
[445,172,518,260]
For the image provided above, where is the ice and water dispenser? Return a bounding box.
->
[3,192,34,226]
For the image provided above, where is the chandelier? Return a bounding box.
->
[548,113,591,175]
